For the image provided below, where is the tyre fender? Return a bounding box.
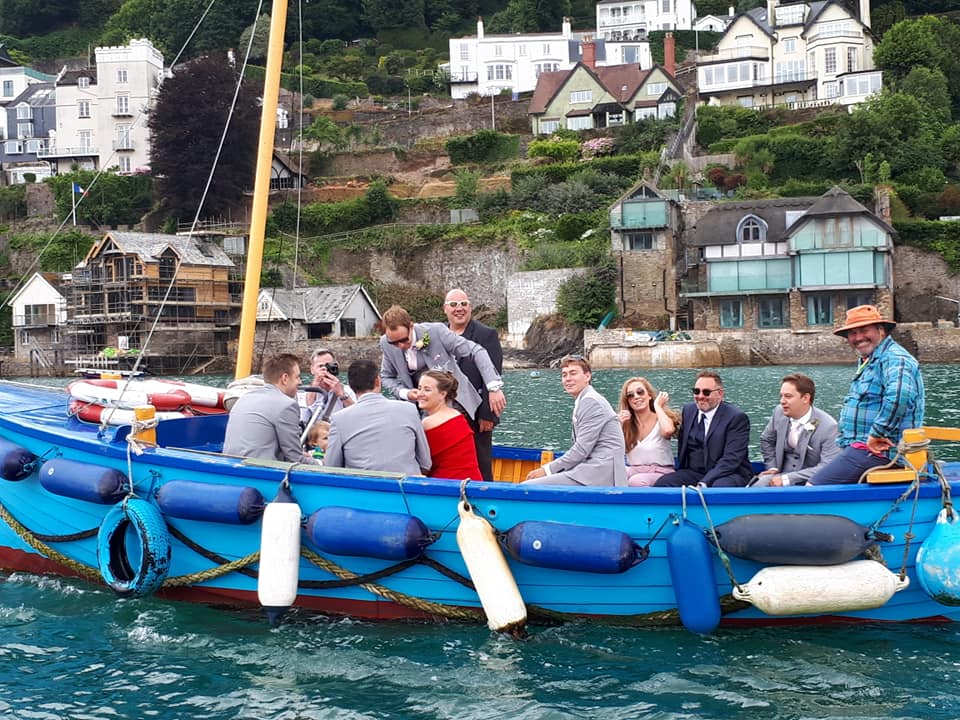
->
[97,498,171,597]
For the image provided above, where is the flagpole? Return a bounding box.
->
[72,184,77,226]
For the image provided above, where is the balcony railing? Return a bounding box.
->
[113,139,135,151]
[698,46,770,62]
[448,71,478,83]
[36,145,98,158]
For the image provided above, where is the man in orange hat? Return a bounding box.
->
[808,305,924,485]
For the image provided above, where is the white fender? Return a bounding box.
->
[456,500,527,634]
[257,500,302,623]
[732,559,910,616]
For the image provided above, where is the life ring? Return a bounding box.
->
[70,400,193,426]
[96,498,171,597]
[68,380,190,411]
[136,379,226,409]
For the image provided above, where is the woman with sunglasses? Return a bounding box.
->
[618,377,680,486]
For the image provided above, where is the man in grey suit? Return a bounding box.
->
[325,358,432,476]
[379,305,506,423]
[223,353,317,464]
[524,355,626,486]
[755,373,840,487]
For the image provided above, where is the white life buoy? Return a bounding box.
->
[732,559,910,616]
[456,500,527,635]
[70,400,192,426]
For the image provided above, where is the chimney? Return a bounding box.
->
[477,16,484,40]
[859,0,871,28]
[729,5,735,16]
[664,32,675,76]
[562,16,572,39]
[875,185,892,224]
[581,37,596,69]
[767,0,776,25]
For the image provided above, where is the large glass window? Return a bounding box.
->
[825,48,837,74]
[758,298,787,328]
[807,295,833,326]
[719,300,743,328]
[625,231,654,250]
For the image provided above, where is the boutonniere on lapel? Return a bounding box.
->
[803,419,818,433]
[414,332,430,351]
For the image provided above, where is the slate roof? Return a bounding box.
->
[687,197,818,246]
[79,231,234,268]
[57,68,97,86]
[9,82,55,108]
[529,62,667,115]
[260,285,380,323]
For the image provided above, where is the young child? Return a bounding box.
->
[305,420,330,461]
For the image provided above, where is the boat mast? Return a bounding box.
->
[235,0,288,380]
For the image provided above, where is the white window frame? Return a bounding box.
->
[78,76,90,89]
[570,89,592,103]
[115,95,130,115]
[847,47,857,73]
[118,156,131,173]
[539,119,560,134]
[78,99,91,118]
[824,47,837,75]
[566,115,593,131]
[117,68,128,83]
[79,130,92,151]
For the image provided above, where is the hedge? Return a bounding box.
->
[445,130,520,164]
[510,153,659,186]
[245,65,367,99]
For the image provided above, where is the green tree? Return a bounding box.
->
[238,14,271,61]
[300,0,370,41]
[900,66,951,126]
[362,0,427,32]
[302,116,345,149]
[148,54,260,222]
[556,261,617,328]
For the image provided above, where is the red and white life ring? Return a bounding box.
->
[70,400,194,426]
[134,379,227,409]
[68,380,191,411]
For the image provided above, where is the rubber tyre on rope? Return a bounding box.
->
[96,498,171,597]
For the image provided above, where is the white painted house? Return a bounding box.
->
[696,0,881,110]
[595,0,696,39]
[256,285,382,339]
[8,272,68,364]
[39,38,163,175]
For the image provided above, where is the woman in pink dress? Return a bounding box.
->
[619,376,680,486]
[417,370,482,481]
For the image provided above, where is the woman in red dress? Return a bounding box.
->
[417,370,482,480]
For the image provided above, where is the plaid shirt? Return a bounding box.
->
[837,335,925,450]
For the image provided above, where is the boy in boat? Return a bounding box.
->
[808,305,924,485]
[223,353,318,464]
[754,373,840,486]
[523,355,626,486]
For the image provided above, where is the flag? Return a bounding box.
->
[72,182,87,195]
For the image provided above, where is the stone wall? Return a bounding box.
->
[506,268,586,348]
[26,183,55,218]
[893,245,960,323]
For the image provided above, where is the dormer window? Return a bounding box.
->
[78,76,91,89]
[738,215,767,243]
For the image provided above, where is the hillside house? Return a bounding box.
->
[679,186,895,332]
[66,231,236,373]
[7,272,68,368]
[528,38,682,134]
[255,285,381,342]
[609,182,683,327]
[696,0,881,110]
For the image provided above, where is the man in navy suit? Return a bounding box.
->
[654,371,753,488]
[443,288,503,481]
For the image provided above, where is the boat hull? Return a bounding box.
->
[2,379,959,628]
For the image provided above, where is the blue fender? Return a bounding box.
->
[916,509,960,606]
[667,520,721,634]
[97,498,171,597]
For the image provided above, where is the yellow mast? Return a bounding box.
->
[235,0,288,380]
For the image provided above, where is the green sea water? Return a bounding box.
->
[3,364,960,719]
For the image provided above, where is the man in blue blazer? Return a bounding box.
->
[655,371,753,488]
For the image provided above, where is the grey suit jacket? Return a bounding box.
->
[380,322,501,419]
[544,385,627,486]
[759,405,840,485]
[325,392,432,476]
[223,384,315,464]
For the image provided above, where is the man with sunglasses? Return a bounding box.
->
[380,305,506,453]
[443,288,503,481]
[654,371,753,488]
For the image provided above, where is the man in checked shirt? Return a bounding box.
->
[808,305,925,485]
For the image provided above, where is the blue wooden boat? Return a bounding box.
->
[1,378,960,630]
[3,0,959,633]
